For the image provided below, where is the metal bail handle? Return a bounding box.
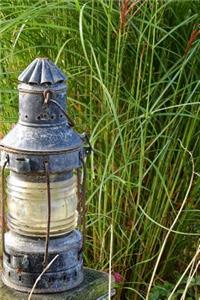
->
[78,135,93,247]
[43,160,51,268]
[77,155,87,249]
[43,89,75,127]
[1,157,9,260]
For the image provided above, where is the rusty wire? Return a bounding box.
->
[1,157,8,259]
[43,89,74,127]
[43,160,51,268]
[79,157,87,249]
[49,99,75,127]
[77,168,82,215]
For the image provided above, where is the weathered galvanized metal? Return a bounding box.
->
[0,58,88,293]
[0,268,116,299]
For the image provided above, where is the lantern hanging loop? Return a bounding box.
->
[43,89,75,127]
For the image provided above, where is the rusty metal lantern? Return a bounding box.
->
[0,58,90,293]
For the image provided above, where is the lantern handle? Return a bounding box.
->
[78,156,87,249]
[43,160,51,268]
[49,99,75,127]
[1,156,9,260]
[43,89,74,127]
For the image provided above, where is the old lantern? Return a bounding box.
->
[0,58,89,293]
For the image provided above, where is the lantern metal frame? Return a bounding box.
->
[0,58,91,293]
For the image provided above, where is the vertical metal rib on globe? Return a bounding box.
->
[0,58,86,293]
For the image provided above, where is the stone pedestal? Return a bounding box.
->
[0,268,115,300]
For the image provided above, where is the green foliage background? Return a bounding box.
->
[0,0,200,299]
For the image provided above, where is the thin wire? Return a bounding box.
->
[77,168,82,217]
[1,158,8,254]
[80,157,87,249]
[49,99,74,127]
[43,90,74,127]
[43,161,51,268]
[1,158,8,259]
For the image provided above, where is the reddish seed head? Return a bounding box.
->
[185,27,200,54]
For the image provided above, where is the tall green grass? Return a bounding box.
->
[1,1,200,299]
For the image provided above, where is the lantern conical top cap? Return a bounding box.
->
[18,57,66,85]
[1,57,83,154]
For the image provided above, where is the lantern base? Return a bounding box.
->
[3,230,83,293]
[0,268,116,300]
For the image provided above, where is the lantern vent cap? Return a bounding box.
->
[18,57,66,85]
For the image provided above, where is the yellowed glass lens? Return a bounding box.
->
[7,175,78,236]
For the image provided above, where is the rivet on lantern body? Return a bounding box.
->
[0,58,86,293]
